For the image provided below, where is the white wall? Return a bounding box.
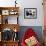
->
[17,0,44,26]
[0,0,43,26]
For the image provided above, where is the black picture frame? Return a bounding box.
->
[24,8,37,19]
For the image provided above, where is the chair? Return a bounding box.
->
[21,28,41,46]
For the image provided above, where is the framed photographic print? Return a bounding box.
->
[9,10,18,15]
[2,10,9,15]
[24,8,37,19]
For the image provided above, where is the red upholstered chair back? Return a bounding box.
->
[21,28,41,46]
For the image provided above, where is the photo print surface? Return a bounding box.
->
[24,8,37,19]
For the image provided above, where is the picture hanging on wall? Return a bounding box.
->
[24,8,37,19]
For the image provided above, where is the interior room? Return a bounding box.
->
[0,0,46,46]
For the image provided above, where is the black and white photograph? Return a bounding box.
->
[24,8,37,19]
